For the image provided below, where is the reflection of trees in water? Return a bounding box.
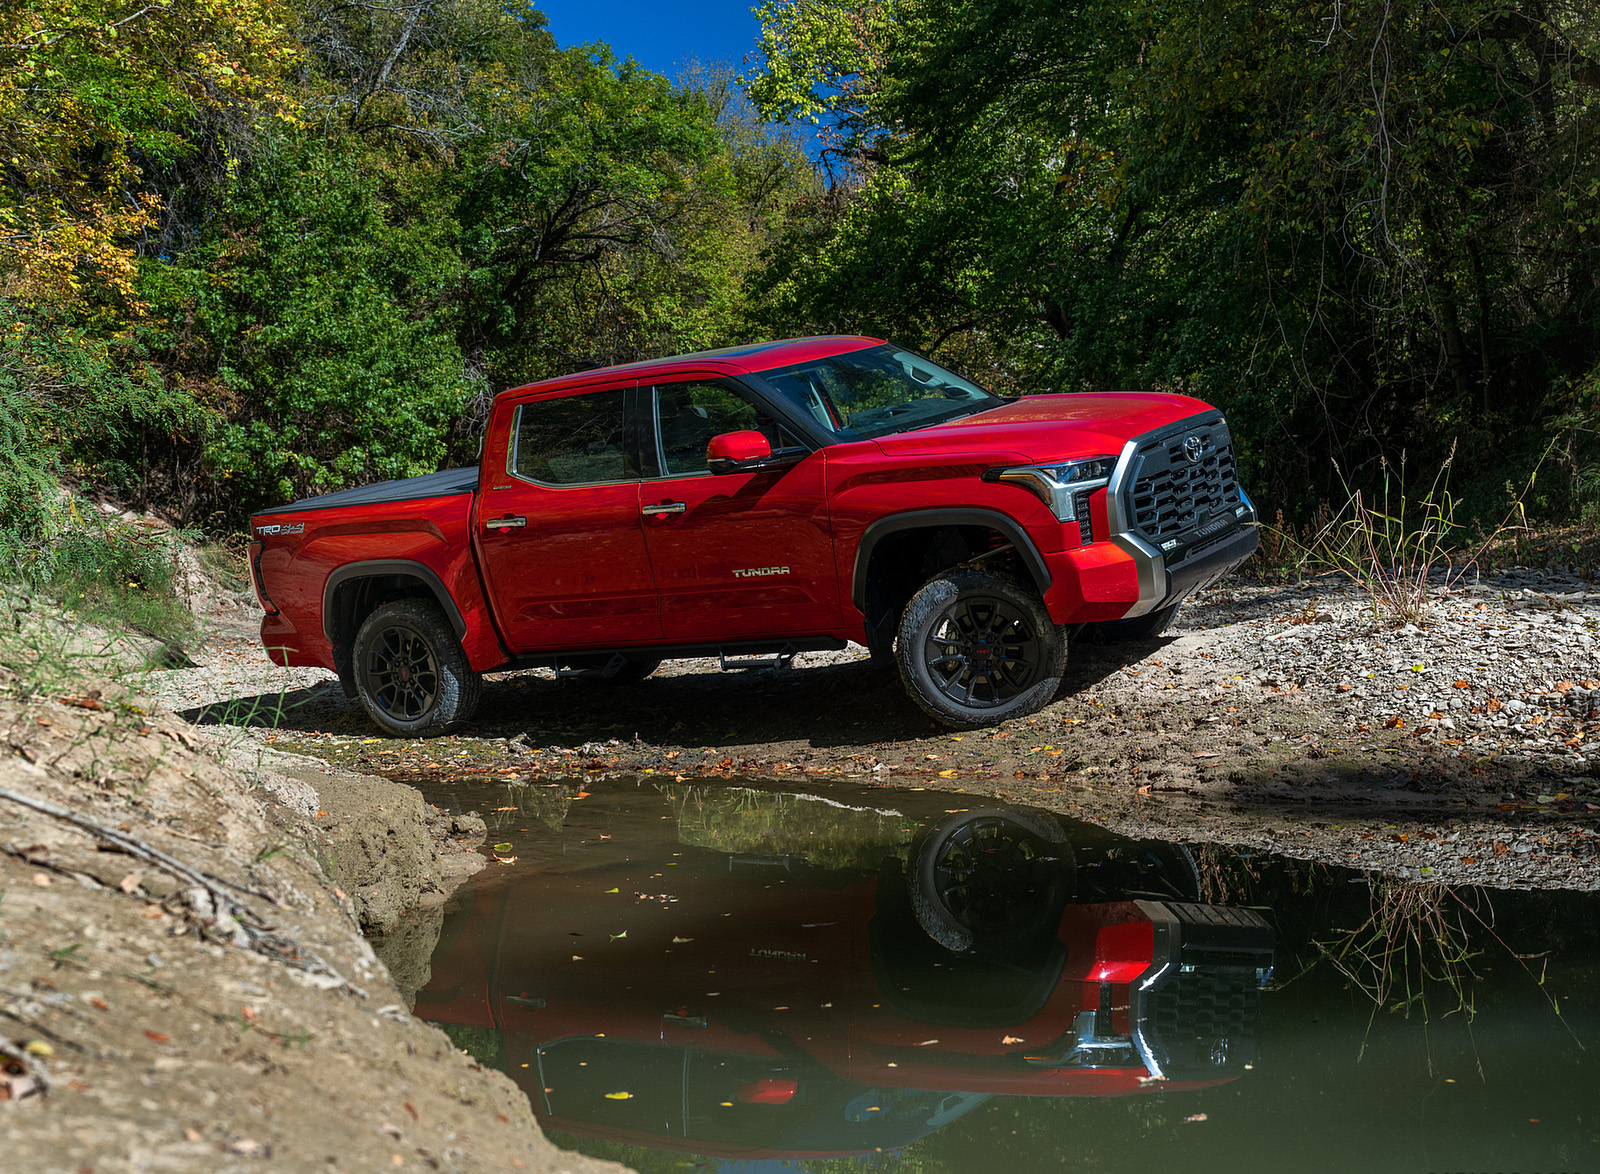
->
[669,784,921,871]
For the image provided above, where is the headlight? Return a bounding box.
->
[983,457,1117,522]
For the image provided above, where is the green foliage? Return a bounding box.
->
[747,0,1600,524]
[144,136,478,507]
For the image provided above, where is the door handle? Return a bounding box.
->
[641,501,687,517]
[484,515,526,530]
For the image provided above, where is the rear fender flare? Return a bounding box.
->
[322,560,468,644]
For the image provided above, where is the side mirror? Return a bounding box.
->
[706,430,773,474]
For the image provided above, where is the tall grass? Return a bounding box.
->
[1262,442,1543,625]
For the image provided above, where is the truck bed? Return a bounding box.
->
[264,467,478,515]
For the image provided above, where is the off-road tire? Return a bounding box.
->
[353,599,481,737]
[896,569,1067,728]
[908,809,1075,954]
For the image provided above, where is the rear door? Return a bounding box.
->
[475,383,662,651]
[637,377,839,641]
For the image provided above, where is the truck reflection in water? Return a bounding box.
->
[414,793,1274,1162]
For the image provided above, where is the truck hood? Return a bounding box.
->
[874,393,1216,463]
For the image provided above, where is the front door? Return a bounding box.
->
[638,379,839,641]
[476,385,662,651]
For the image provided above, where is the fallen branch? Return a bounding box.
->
[0,784,366,998]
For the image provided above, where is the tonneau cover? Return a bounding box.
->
[260,467,479,515]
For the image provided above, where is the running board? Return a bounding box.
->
[719,644,801,672]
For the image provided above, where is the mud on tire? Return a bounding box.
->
[896,569,1067,728]
[353,599,481,737]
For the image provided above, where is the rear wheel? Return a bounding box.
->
[353,599,481,737]
[896,570,1066,728]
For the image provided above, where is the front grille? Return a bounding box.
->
[1126,418,1241,553]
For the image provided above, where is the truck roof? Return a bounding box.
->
[497,335,886,401]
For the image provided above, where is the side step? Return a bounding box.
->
[719,644,801,672]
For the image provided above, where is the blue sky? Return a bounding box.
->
[536,0,767,80]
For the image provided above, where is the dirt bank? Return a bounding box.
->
[0,608,624,1173]
[149,567,1600,892]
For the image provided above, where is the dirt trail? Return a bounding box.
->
[147,568,1600,892]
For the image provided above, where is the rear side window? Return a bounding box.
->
[511,390,632,485]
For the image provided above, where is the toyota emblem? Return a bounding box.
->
[1183,435,1205,463]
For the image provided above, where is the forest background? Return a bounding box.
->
[3,0,1599,593]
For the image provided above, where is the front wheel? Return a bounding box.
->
[353,599,481,737]
[896,570,1066,728]
[908,809,1075,954]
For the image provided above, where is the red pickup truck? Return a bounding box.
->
[249,336,1257,734]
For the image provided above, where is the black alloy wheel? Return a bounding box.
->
[366,624,439,720]
[897,570,1067,728]
[353,599,481,737]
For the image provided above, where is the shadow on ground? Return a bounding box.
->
[177,639,1157,749]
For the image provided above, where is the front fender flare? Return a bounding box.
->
[850,508,1053,614]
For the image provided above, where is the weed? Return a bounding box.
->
[46,943,84,966]
[254,838,290,864]
[1267,441,1546,625]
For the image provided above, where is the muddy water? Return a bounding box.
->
[404,775,1600,1173]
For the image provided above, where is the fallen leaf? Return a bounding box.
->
[604,1091,633,1100]
[492,842,514,853]
[1002,1035,1024,1044]
[671,936,693,943]
[1384,716,1405,729]
[938,769,958,777]
[917,1039,939,1046]
[119,872,141,894]
[31,874,50,887]
[144,1030,170,1043]
[609,931,627,941]
[1492,842,1509,857]
[1185,1113,1208,1123]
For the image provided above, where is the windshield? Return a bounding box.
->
[753,344,1001,441]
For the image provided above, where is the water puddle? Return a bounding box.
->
[395,776,1600,1172]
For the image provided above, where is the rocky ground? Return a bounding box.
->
[140,562,1600,893]
[0,596,624,1172]
[9,544,1599,1167]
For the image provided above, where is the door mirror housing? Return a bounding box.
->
[707,430,803,475]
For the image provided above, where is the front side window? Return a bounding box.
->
[754,344,1000,441]
[511,389,632,485]
[648,380,804,477]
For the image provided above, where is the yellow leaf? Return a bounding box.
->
[604,1091,633,1100]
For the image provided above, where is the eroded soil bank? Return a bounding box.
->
[0,621,625,1173]
[156,569,1600,891]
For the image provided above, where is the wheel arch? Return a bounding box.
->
[323,561,468,649]
[851,509,1052,643]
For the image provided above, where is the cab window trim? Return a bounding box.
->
[642,377,814,481]
[506,385,639,489]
